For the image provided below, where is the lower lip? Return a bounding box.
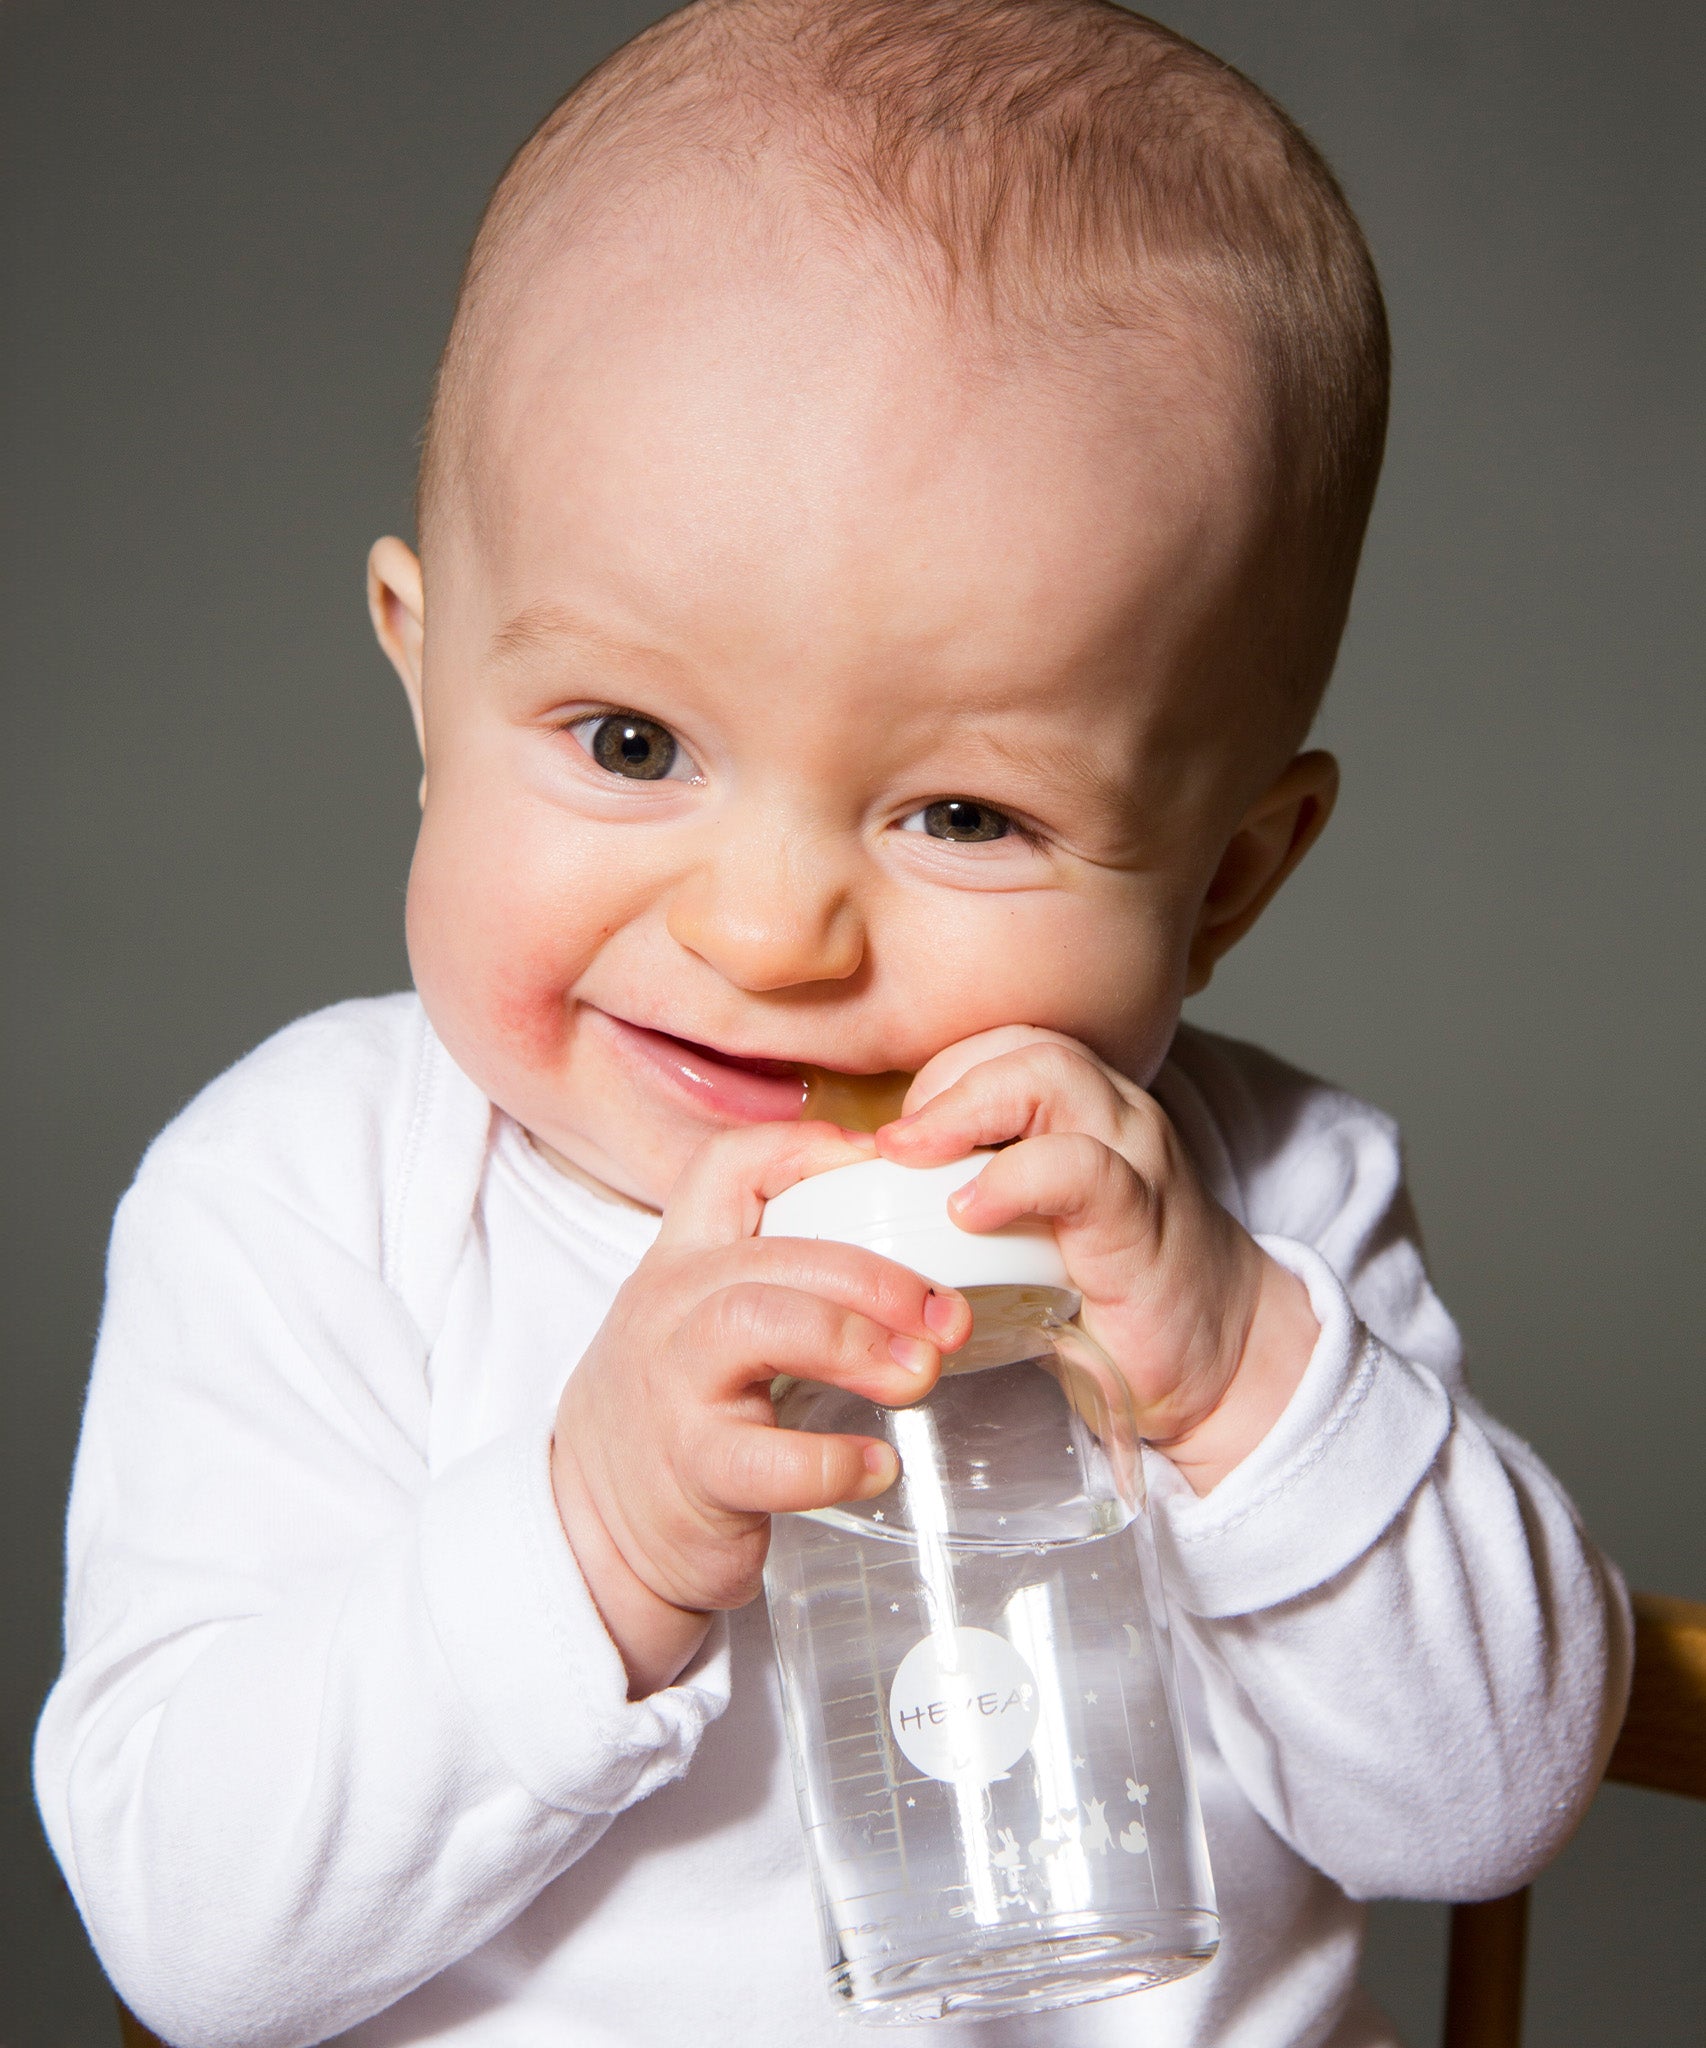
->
[597,1013,809,1123]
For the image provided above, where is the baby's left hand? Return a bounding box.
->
[877,1028,1320,1495]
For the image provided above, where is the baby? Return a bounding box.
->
[36,3,1628,2045]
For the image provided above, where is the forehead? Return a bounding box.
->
[450,200,1273,743]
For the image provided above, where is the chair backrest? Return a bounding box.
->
[1440,1589,1706,2048]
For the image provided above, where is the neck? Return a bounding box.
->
[526,1131,660,1214]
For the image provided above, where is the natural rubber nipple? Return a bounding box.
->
[798,1066,913,1132]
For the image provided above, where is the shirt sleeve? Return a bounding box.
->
[33,1155,730,2048]
[1147,1036,1632,1902]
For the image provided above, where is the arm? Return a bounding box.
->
[37,1115,966,2048]
[1147,1032,1631,1897]
[33,1162,728,2048]
[1149,1237,1632,1902]
[880,1027,1632,1902]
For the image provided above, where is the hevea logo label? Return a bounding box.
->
[888,1626,1040,1783]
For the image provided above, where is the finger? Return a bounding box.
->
[687,1237,971,1350]
[947,1131,1162,1276]
[901,1025,1084,1114]
[700,1415,898,1516]
[881,1039,1145,1165]
[681,1281,948,1404]
[659,1120,876,1250]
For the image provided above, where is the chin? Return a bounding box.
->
[526,1078,706,1207]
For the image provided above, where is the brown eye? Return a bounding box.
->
[913,799,1010,843]
[584,713,679,781]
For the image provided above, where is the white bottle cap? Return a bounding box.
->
[758,1152,1071,1290]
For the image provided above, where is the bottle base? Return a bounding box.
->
[828,1910,1218,2025]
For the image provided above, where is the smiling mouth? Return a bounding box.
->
[595,1013,910,1128]
[650,1029,802,1081]
[596,1013,812,1123]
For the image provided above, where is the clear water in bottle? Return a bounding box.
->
[765,1286,1217,2024]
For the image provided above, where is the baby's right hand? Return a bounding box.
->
[550,1122,969,1698]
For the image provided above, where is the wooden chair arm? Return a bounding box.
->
[1441,1888,1529,2048]
[117,2002,169,2048]
[1440,1587,1706,2048]
[1604,1591,1706,1801]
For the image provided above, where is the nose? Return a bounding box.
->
[666,824,866,991]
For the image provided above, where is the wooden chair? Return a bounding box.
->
[1441,1590,1706,2048]
[117,2006,164,2048]
[116,1590,1706,2048]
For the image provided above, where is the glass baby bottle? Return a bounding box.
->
[760,1150,1218,2025]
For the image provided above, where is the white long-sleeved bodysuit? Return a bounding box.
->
[35,997,1629,2048]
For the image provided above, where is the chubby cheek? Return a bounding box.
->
[889,887,1190,1086]
[1071,910,1193,1083]
[403,793,604,1101]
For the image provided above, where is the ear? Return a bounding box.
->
[1186,749,1339,994]
[367,537,427,804]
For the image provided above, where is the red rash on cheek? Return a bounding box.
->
[483,957,574,1068]
[404,801,579,1078]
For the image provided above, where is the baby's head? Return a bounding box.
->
[368,0,1387,1208]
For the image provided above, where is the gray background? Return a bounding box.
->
[3,1,1700,2041]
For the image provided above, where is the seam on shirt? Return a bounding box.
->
[384,1006,438,1298]
[1167,1332,1394,1545]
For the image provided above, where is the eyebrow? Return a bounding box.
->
[487,601,679,674]
[487,602,1143,836]
[968,719,1138,831]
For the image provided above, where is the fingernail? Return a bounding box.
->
[947,1181,975,1213]
[923,1289,965,1339]
[862,1442,898,1484]
[888,1334,935,1375]
[883,1111,919,1131]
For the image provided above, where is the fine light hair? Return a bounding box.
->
[418,0,1390,718]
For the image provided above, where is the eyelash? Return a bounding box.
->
[564,709,702,785]
[560,707,1038,849]
[898,798,1029,848]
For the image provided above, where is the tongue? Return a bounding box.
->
[799,1067,913,1132]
